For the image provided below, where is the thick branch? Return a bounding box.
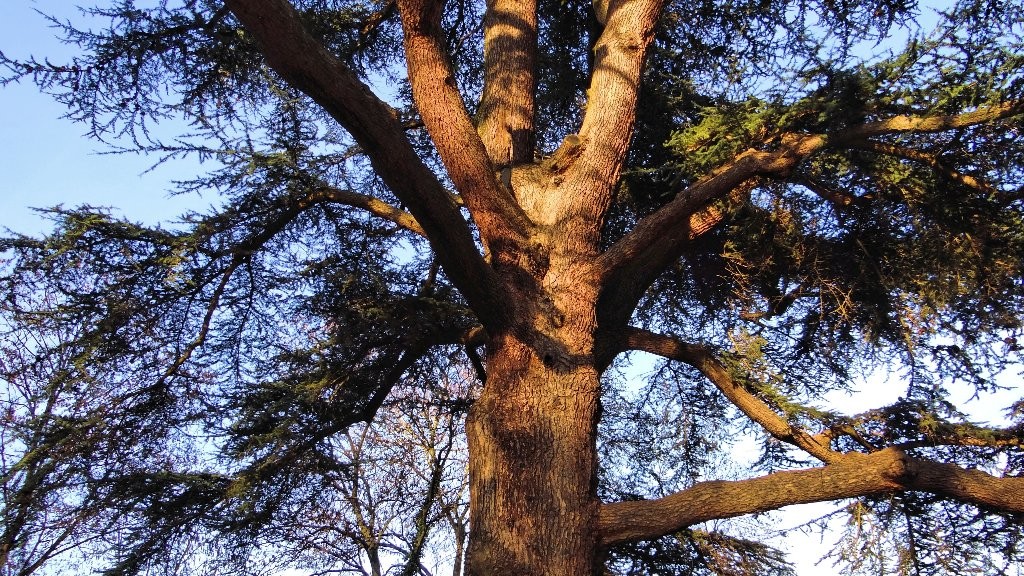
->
[594,177,755,350]
[477,0,538,166]
[623,327,839,463]
[599,447,1024,545]
[599,139,815,284]
[224,0,510,330]
[396,0,533,243]
[558,0,663,222]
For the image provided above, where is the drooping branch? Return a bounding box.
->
[623,327,839,463]
[477,0,538,166]
[598,447,1024,546]
[396,0,534,244]
[223,0,510,330]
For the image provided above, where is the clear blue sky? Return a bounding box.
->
[1,1,201,237]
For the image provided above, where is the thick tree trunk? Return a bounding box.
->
[465,226,603,576]
[466,336,601,576]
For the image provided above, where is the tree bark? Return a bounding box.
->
[465,167,606,576]
[477,0,538,166]
[466,334,602,576]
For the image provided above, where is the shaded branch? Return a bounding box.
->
[599,447,1024,546]
[156,195,310,386]
[623,327,839,463]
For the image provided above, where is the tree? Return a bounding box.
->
[1,0,1023,574]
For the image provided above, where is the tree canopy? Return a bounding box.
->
[1,0,1023,575]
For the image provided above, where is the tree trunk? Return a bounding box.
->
[465,208,604,576]
[466,336,601,576]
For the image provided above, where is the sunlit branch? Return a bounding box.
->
[594,181,753,351]
[623,327,840,463]
[396,0,534,240]
[313,186,426,237]
[477,0,538,166]
[566,0,664,216]
[854,140,999,195]
[598,447,1024,546]
[835,100,1024,142]
[598,152,764,285]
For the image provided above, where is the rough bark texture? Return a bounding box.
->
[477,0,538,166]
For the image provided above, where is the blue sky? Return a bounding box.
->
[1,1,201,236]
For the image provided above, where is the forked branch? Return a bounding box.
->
[396,0,534,242]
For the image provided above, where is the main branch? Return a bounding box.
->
[477,0,538,166]
[397,0,534,244]
[599,448,1024,545]
[557,0,664,224]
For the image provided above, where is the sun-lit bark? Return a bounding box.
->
[477,0,538,166]
[555,0,665,241]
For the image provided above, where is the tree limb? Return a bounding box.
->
[834,100,1024,142]
[597,101,1023,331]
[853,140,998,195]
[599,447,1024,546]
[623,327,839,463]
[312,186,426,237]
[560,0,664,224]
[223,0,510,330]
[396,0,534,244]
[477,0,538,166]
